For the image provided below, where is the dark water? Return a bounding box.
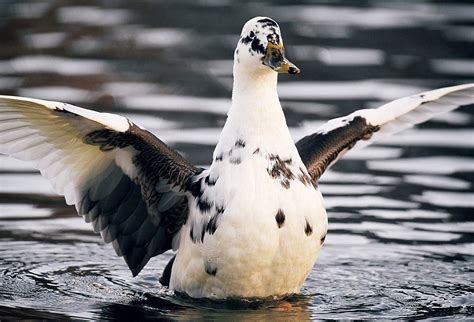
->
[0,0,473,319]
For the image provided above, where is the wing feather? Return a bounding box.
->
[0,95,201,276]
[297,84,474,183]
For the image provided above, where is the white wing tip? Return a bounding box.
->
[418,83,474,101]
[0,95,130,132]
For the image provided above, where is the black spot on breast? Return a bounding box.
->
[187,177,203,198]
[253,148,260,155]
[320,233,327,244]
[206,214,219,235]
[235,139,246,148]
[205,175,217,186]
[189,176,217,221]
[230,157,241,165]
[304,219,313,236]
[204,262,217,276]
[204,205,224,236]
[215,153,223,162]
[197,198,213,213]
[206,217,218,235]
[275,209,285,228]
[267,154,295,188]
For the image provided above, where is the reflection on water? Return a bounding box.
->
[0,0,473,319]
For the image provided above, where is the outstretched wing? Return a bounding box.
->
[0,95,201,276]
[296,83,474,183]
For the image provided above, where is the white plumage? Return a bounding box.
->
[0,16,473,300]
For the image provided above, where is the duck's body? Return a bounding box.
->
[172,72,326,298]
[171,19,326,297]
[0,16,473,300]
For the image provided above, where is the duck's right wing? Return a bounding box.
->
[0,95,202,276]
[296,84,474,184]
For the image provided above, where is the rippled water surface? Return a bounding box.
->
[0,0,473,319]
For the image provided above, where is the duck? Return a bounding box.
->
[0,16,473,300]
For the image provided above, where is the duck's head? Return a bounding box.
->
[235,17,300,75]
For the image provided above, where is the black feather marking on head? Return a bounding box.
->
[257,18,278,28]
[241,30,255,45]
[251,37,265,55]
[275,209,285,228]
[304,219,313,236]
[204,262,217,276]
[253,148,260,155]
[241,35,253,44]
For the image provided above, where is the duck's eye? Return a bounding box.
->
[249,31,255,38]
[267,34,280,45]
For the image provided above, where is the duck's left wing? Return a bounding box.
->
[296,83,474,184]
[0,95,201,276]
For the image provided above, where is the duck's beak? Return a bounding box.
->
[263,42,300,74]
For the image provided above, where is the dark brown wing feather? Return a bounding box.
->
[296,84,474,184]
[296,116,379,184]
[83,123,202,276]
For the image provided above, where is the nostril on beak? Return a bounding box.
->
[288,66,300,74]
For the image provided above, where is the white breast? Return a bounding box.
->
[170,142,328,299]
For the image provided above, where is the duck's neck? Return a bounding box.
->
[217,66,293,153]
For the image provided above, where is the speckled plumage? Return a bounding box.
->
[0,16,473,301]
[169,17,327,298]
